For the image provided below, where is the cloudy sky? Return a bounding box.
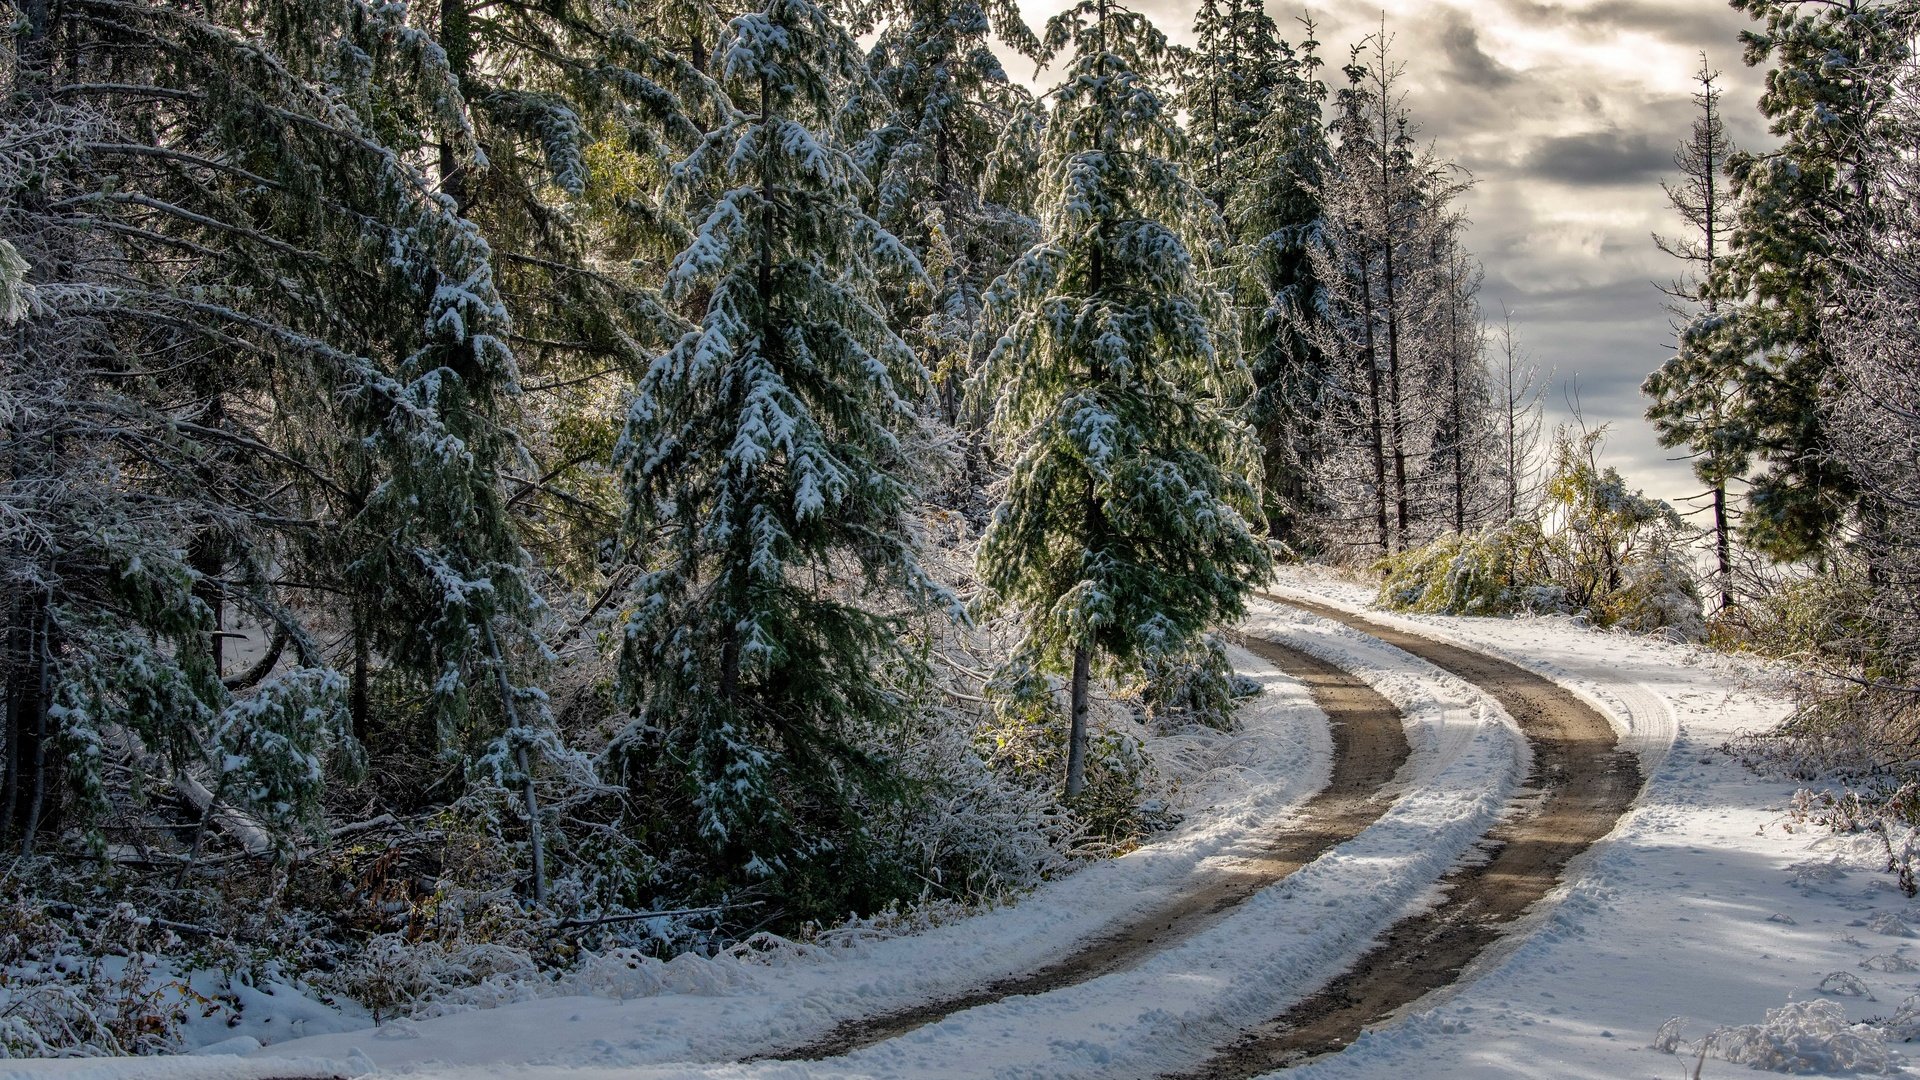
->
[1017,0,1768,513]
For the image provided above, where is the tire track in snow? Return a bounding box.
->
[764,637,1413,1062]
[1159,596,1644,1080]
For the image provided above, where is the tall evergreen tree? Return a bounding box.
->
[1222,18,1332,549]
[1704,0,1911,561]
[1428,225,1493,536]
[1179,0,1283,210]
[612,0,947,910]
[0,0,565,883]
[974,0,1271,797]
[853,0,1041,436]
[1644,56,1742,609]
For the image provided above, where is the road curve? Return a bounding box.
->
[764,635,1414,1062]
[1156,594,1645,1080]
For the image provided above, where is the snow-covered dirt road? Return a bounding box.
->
[30,571,1920,1080]
[769,635,1414,1061]
[1166,594,1643,1078]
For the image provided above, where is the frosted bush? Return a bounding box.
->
[0,902,186,1057]
[1717,1001,1898,1073]
[1656,1000,1901,1075]
[1603,541,1707,642]
[329,933,544,1022]
[1374,521,1551,617]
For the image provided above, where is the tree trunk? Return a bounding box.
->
[350,628,371,745]
[1359,263,1388,556]
[1065,644,1091,797]
[1713,482,1732,611]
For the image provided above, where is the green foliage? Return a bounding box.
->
[975,0,1273,681]
[1137,633,1248,731]
[1218,22,1333,546]
[975,681,1166,852]
[1676,0,1914,561]
[611,0,950,920]
[1376,428,1706,640]
[1374,520,1553,617]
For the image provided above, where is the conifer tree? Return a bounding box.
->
[1429,227,1493,536]
[613,0,947,909]
[1490,312,1546,522]
[1644,56,1742,609]
[0,0,566,889]
[1222,18,1332,548]
[1305,36,1464,556]
[1705,0,1910,561]
[1179,0,1284,210]
[975,0,1271,797]
[853,0,1042,434]
[417,0,720,591]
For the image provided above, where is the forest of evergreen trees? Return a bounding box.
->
[5,0,1920,1054]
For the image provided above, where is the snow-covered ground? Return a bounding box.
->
[1265,568,1907,1079]
[14,569,1917,1079]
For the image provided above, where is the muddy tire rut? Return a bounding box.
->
[1153,595,1646,1080]
[764,636,1413,1062]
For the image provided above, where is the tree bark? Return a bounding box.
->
[1065,644,1091,797]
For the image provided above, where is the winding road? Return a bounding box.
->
[766,634,1415,1061]
[233,591,1653,1080]
[765,593,1644,1076]
[1155,595,1645,1078]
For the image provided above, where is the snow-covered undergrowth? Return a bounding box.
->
[1655,999,1902,1075]
[0,641,1333,1077]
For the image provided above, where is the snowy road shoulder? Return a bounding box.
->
[131,640,1339,1078]
[1262,568,1914,1079]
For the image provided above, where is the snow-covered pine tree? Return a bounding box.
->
[0,0,570,890]
[854,0,1042,439]
[1644,56,1743,609]
[1426,225,1495,537]
[974,0,1272,797]
[1707,0,1909,561]
[1303,34,1465,557]
[612,0,949,912]
[418,0,721,595]
[1178,0,1283,211]
[1215,18,1332,550]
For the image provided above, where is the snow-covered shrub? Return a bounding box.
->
[867,702,1073,902]
[0,900,187,1057]
[327,932,545,1022]
[1599,539,1707,642]
[1767,783,1920,896]
[1655,1000,1901,1074]
[1374,429,1705,641]
[1374,519,1554,617]
[1137,634,1254,731]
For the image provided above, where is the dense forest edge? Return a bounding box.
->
[1,0,1917,1056]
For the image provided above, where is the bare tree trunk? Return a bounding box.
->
[1065,644,1091,797]
[1713,482,1732,610]
[1360,263,1389,556]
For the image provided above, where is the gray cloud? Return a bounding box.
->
[1499,0,1749,56]
[1014,0,1770,506]
[1521,129,1674,186]
[1440,18,1520,89]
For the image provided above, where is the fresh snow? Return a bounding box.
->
[13,569,1919,1079]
